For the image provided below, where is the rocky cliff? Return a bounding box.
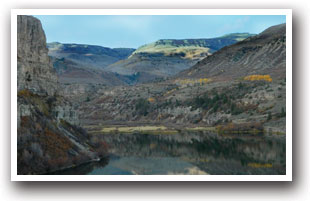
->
[17,16,79,126]
[132,33,255,55]
[17,15,58,96]
[17,16,106,175]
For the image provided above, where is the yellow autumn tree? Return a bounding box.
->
[176,78,211,85]
[244,75,272,82]
[148,97,155,103]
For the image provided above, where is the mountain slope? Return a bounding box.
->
[51,57,133,86]
[105,33,254,82]
[77,25,286,133]
[47,42,135,69]
[176,24,286,81]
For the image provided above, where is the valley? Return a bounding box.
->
[16,15,287,175]
[56,24,286,136]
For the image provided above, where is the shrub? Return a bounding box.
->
[230,103,244,115]
[135,98,150,116]
[22,149,33,164]
[148,97,155,103]
[30,143,43,157]
[41,128,73,159]
[267,111,272,121]
[90,136,109,158]
[18,89,34,97]
[72,152,91,166]
[189,85,248,115]
[278,107,286,118]
[47,156,71,170]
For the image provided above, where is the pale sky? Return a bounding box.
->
[34,15,286,48]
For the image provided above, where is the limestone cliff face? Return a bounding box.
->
[17,16,103,175]
[17,15,58,96]
[17,15,79,126]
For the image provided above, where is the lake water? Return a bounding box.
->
[51,131,286,175]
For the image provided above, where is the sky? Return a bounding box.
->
[34,15,286,49]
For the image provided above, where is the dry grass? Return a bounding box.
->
[185,127,216,131]
[248,163,273,168]
[93,126,178,135]
[89,125,218,135]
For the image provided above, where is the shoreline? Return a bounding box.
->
[40,157,107,175]
[84,123,285,136]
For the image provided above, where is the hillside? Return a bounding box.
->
[177,24,286,81]
[105,33,254,82]
[77,24,286,135]
[51,57,134,85]
[47,42,135,69]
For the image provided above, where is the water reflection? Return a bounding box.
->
[52,131,286,175]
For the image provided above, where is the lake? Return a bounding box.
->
[50,131,286,175]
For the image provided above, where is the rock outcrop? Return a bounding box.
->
[17,15,58,96]
[17,16,106,175]
[17,15,80,126]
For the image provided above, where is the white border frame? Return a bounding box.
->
[11,9,292,181]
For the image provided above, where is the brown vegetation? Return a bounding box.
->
[216,122,264,134]
[18,89,34,97]
[41,128,73,158]
[89,136,109,158]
